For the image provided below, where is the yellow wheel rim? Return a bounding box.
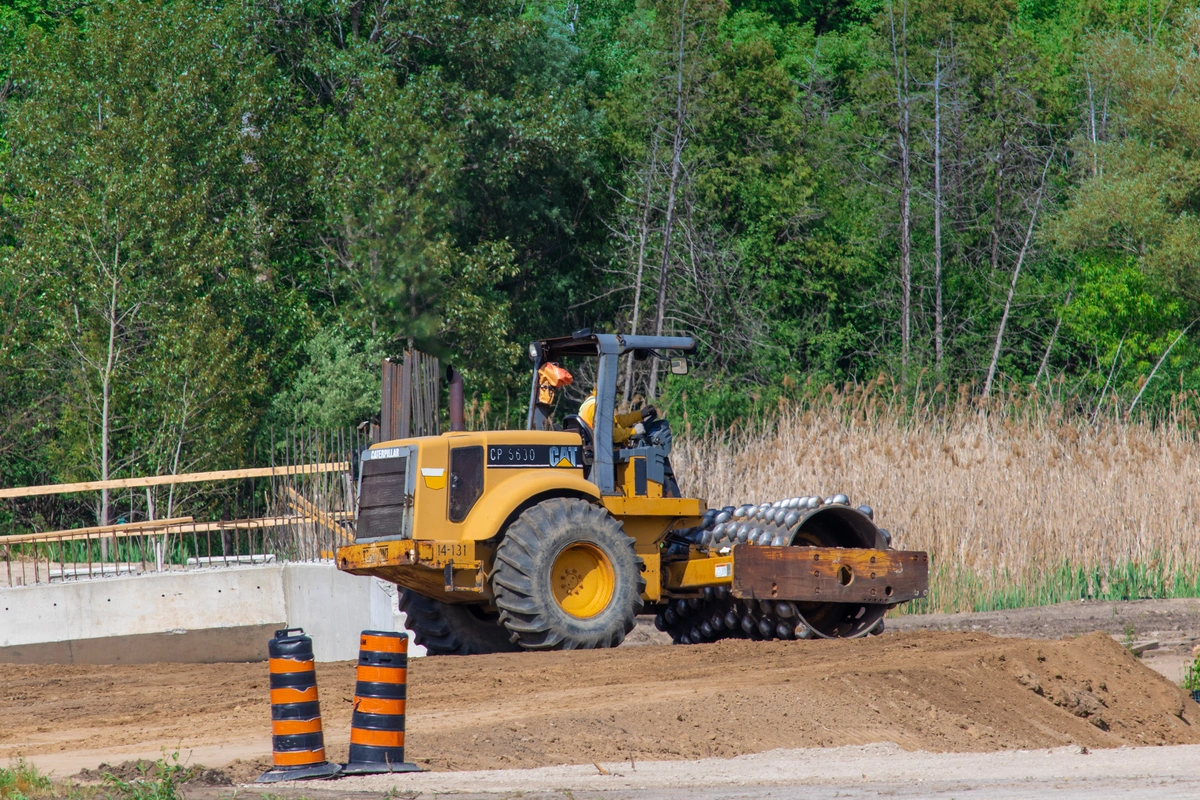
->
[551,542,615,619]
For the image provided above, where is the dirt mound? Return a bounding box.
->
[404,630,1200,770]
[73,760,232,786]
[74,760,160,783]
[5,631,1198,775]
[888,598,1200,641]
[218,758,274,786]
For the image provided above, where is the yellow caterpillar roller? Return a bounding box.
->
[336,330,929,654]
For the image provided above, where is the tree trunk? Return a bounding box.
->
[648,0,691,401]
[166,377,191,518]
[990,140,1005,274]
[983,157,1051,398]
[933,52,944,371]
[624,134,661,405]
[98,266,120,562]
[1085,66,1098,177]
[1034,287,1072,388]
[1128,320,1196,418]
[889,0,912,381]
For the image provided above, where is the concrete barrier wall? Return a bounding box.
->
[0,563,423,664]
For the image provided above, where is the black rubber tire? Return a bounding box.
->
[396,588,520,656]
[492,498,645,650]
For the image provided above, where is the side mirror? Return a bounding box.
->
[670,357,689,376]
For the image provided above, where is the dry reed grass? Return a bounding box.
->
[671,382,1200,614]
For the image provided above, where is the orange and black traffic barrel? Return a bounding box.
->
[257,628,341,782]
[342,630,422,774]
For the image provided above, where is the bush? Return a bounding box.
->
[0,760,52,800]
[102,754,185,800]
[1182,656,1200,694]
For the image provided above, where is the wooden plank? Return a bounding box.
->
[0,511,350,545]
[381,358,396,441]
[285,488,354,544]
[17,527,167,545]
[435,356,442,433]
[0,462,349,500]
[159,512,350,535]
[160,516,300,534]
[399,350,413,439]
[0,517,194,545]
[731,546,929,605]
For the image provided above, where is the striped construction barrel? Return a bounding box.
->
[342,630,422,774]
[257,629,340,782]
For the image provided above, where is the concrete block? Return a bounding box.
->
[0,624,278,664]
[0,563,421,664]
[281,563,372,662]
[0,566,286,647]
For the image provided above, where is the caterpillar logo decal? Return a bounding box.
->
[549,446,579,468]
[487,445,581,469]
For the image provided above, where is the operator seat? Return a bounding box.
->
[562,414,594,478]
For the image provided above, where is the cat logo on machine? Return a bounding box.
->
[549,445,579,468]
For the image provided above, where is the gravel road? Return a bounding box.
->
[239,742,1200,799]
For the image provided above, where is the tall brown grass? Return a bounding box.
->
[672,381,1200,614]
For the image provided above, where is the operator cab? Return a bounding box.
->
[524,329,695,499]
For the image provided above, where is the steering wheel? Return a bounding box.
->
[635,417,672,453]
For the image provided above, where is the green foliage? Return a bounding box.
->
[0,760,52,800]
[903,558,1200,616]
[660,375,761,430]
[1061,256,1196,392]
[102,754,185,800]
[1,1,90,98]
[3,0,272,510]
[1054,10,1200,301]
[268,328,384,430]
[5,0,1200,532]
[1181,655,1200,693]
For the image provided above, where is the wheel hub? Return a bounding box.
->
[551,542,615,619]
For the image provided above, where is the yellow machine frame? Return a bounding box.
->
[337,429,704,605]
[335,330,928,650]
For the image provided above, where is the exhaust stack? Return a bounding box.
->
[448,366,465,432]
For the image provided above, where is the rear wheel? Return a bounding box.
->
[397,588,520,656]
[493,498,644,650]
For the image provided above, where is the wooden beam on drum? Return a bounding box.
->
[731,546,929,604]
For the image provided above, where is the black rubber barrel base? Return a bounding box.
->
[256,762,342,783]
[340,761,423,775]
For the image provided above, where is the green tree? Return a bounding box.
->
[268,328,383,431]
[257,0,600,396]
[3,0,275,523]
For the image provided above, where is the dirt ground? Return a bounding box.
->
[627,597,1200,680]
[888,598,1200,683]
[4,611,1200,784]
